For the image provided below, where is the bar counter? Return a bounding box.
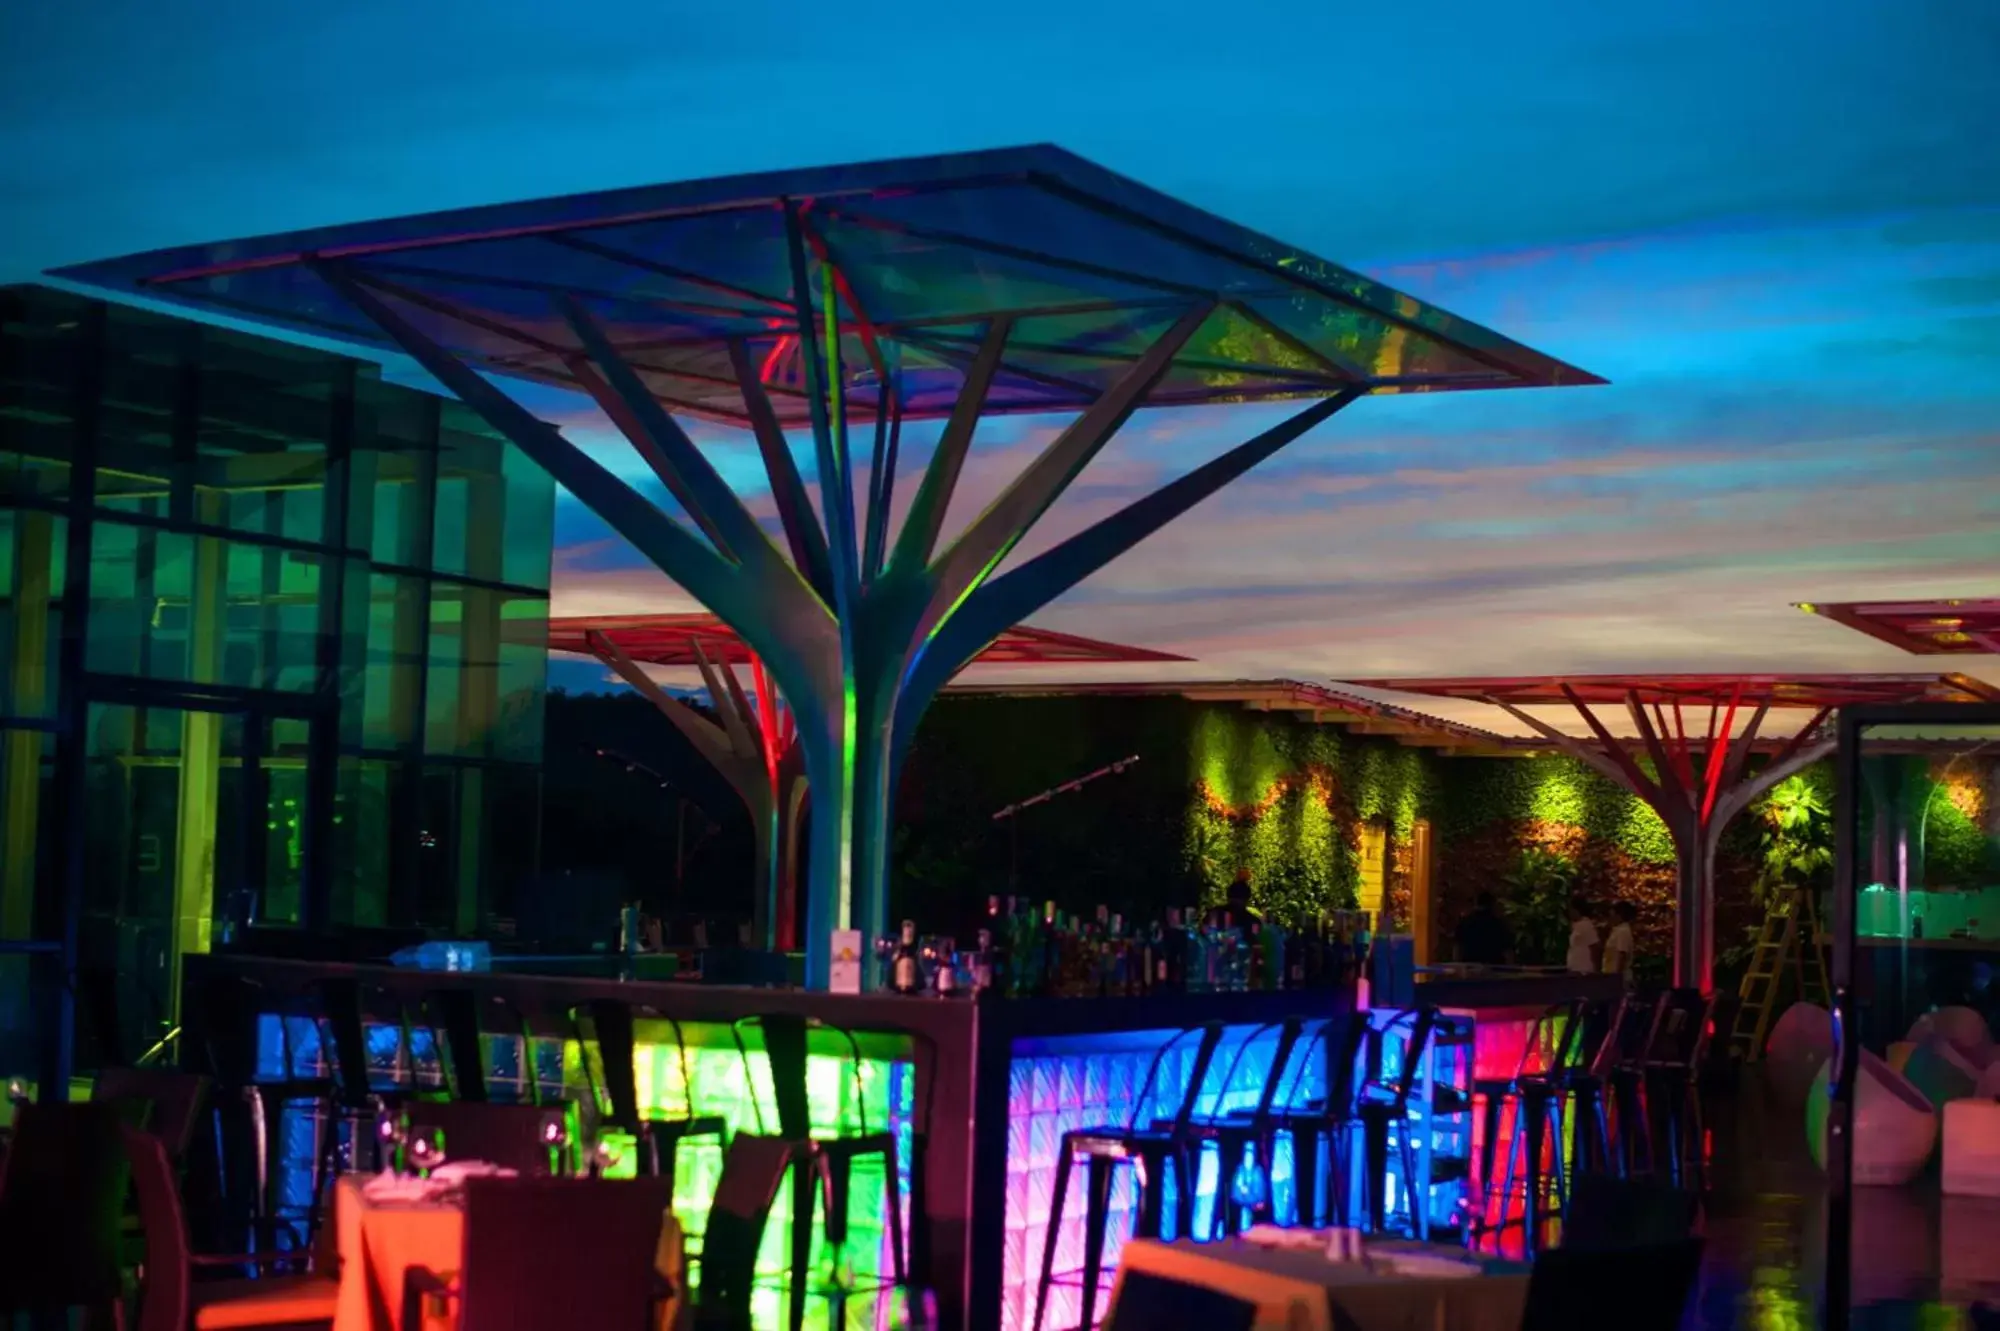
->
[181,952,1354,1331]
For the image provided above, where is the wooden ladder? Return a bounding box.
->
[1730,885,1831,1062]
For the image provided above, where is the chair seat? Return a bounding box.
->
[192,1273,338,1330]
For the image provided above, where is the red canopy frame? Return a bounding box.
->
[1348,672,1998,990]
[1799,599,2000,656]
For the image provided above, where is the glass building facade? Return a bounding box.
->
[0,285,554,1078]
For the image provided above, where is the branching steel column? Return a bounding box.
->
[1493,692,1835,991]
[325,254,1358,986]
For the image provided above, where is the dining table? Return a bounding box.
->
[1110,1234,1530,1331]
[331,1173,689,1331]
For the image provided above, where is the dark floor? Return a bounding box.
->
[1688,1072,2000,1329]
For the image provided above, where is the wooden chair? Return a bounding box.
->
[95,1066,215,1166]
[401,1100,575,1176]
[125,1123,338,1330]
[401,1176,674,1331]
[0,1102,132,1325]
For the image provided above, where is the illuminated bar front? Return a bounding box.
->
[188,954,1345,1331]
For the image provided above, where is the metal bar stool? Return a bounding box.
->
[1609,990,1673,1178]
[1562,994,1639,1181]
[1475,1000,1587,1254]
[1252,1010,1372,1229]
[1032,1022,1228,1331]
[570,999,727,1204]
[187,973,332,1252]
[1642,989,1718,1190]
[1353,1007,1439,1236]
[731,1013,906,1331]
[1180,1017,1306,1237]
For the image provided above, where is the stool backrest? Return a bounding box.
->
[1131,1022,1227,1134]
[311,975,377,1106]
[0,1102,131,1313]
[1307,1010,1374,1118]
[93,1066,212,1165]
[190,971,275,1086]
[576,999,643,1133]
[1585,994,1636,1078]
[427,987,488,1102]
[1219,1018,1305,1127]
[1645,988,1710,1068]
[1369,1008,1438,1111]
[733,1012,873,1140]
[1517,1000,1586,1082]
[697,1135,798,1321]
[458,1176,671,1331]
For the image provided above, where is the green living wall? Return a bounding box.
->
[891,695,1444,932]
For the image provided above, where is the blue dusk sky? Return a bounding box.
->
[6,0,1999,719]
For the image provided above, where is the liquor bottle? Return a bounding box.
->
[972,928,996,995]
[986,901,1010,996]
[1048,895,1064,991]
[892,919,923,994]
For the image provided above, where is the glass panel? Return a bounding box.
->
[353,382,434,568]
[418,765,460,930]
[424,582,466,756]
[260,717,312,927]
[498,436,555,591]
[192,331,336,545]
[78,701,253,1067]
[495,594,549,764]
[1832,716,2000,1321]
[0,726,57,944]
[0,509,66,720]
[0,289,82,504]
[424,580,548,760]
[1848,722,2000,1046]
[330,756,398,929]
[360,572,426,751]
[92,304,184,512]
[85,519,327,691]
[431,409,509,583]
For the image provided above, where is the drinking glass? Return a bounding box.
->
[374,1103,407,1175]
[406,1124,446,1178]
[540,1111,570,1174]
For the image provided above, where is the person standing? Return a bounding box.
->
[1207,868,1261,930]
[1602,901,1637,984]
[1565,898,1602,974]
[1455,891,1514,966]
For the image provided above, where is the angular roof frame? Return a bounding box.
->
[53,144,1600,429]
[54,144,1600,988]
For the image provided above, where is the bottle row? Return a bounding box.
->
[876,897,1376,998]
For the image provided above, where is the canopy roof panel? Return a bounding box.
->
[1349,672,2000,708]
[51,145,1600,428]
[1800,598,2000,655]
[549,613,1189,668]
